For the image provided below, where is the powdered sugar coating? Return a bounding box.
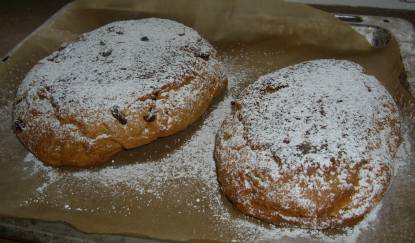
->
[13,18,226,166]
[16,18,214,116]
[216,59,401,228]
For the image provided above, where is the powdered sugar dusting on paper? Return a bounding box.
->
[16,56,410,242]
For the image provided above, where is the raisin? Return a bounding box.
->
[272,153,282,165]
[230,100,241,110]
[110,106,127,125]
[100,49,112,57]
[14,119,25,133]
[296,142,315,155]
[195,52,210,61]
[319,106,326,116]
[47,53,60,63]
[151,91,159,101]
[264,84,288,94]
[320,144,328,150]
[37,88,48,99]
[143,108,156,122]
[50,98,59,109]
[364,84,372,92]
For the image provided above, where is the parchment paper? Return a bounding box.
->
[0,0,414,242]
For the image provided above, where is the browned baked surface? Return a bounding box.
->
[215,60,401,229]
[13,18,227,167]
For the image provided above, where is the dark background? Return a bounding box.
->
[0,0,71,56]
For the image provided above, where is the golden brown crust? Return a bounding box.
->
[215,60,401,229]
[13,19,227,167]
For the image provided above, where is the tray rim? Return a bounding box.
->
[0,3,414,242]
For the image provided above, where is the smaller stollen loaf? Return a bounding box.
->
[215,59,401,229]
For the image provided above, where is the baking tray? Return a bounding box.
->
[0,0,414,242]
